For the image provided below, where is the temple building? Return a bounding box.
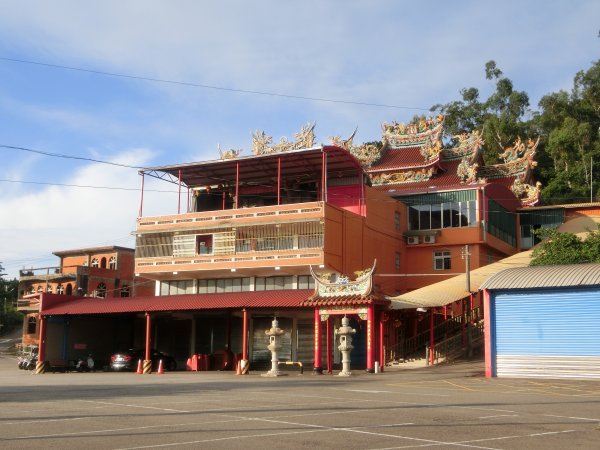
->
[28,117,576,373]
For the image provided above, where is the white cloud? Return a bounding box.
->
[0,147,171,278]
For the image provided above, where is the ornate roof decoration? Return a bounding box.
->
[419,136,443,163]
[382,115,444,148]
[371,167,435,186]
[252,123,316,155]
[499,136,539,163]
[442,130,485,161]
[457,158,481,184]
[309,261,376,298]
[329,127,357,151]
[350,143,383,168]
[217,144,243,160]
[511,179,542,206]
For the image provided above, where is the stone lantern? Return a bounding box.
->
[263,317,287,377]
[337,316,356,376]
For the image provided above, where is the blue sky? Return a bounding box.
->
[0,0,599,278]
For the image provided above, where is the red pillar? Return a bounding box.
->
[313,308,322,373]
[242,309,248,361]
[429,308,435,366]
[326,317,332,374]
[483,289,493,378]
[38,315,46,363]
[177,169,182,214]
[138,173,145,218]
[366,303,374,372]
[235,162,239,209]
[379,312,385,372]
[145,312,151,362]
[277,157,281,205]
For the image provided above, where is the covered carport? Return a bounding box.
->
[36,290,312,373]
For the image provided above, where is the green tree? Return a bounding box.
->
[0,262,21,335]
[530,227,600,266]
[432,60,533,164]
[535,60,600,204]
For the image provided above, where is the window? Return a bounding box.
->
[297,275,315,290]
[433,251,451,270]
[255,276,294,291]
[395,252,401,271]
[160,280,195,296]
[96,282,107,298]
[197,278,251,294]
[56,284,64,295]
[91,258,99,268]
[36,286,42,293]
[66,284,73,295]
[109,256,117,270]
[100,257,107,268]
[120,285,130,297]
[197,235,213,255]
[27,317,37,334]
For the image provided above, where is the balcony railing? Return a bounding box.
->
[137,202,324,232]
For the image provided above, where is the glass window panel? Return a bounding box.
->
[255,277,265,291]
[441,203,451,228]
[408,206,419,230]
[160,282,170,296]
[242,278,251,291]
[198,280,207,294]
[284,276,294,289]
[216,279,225,293]
[451,202,461,227]
[430,204,442,229]
[468,200,477,225]
[418,205,431,230]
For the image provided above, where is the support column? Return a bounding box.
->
[242,309,248,361]
[313,308,322,374]
[177,169,182,214]
[36,315,47,374]
[379,312,385,373]
[235,162,239,209]
[144,313,152,374]
[429,308,435,366]
[277,157,281,205]
[366,303,374,373]
[483,289,494,378]
[326,317,332,374]
[138,172,145,218]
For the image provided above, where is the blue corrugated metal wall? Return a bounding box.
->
[493,288,600,379]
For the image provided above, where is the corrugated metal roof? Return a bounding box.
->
[387,250,533,308]
[40,290,314,316]
[481,263,600,290]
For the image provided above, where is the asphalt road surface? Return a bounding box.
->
[0,354,598,449]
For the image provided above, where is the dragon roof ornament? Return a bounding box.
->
[310,260,376,298]
[252,123,316,155]
[371,167,435,186]
[456,157,481,184]
[382,115,444,148]
[442,130,485,161]
[217,144,243,160]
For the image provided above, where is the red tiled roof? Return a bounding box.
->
[40,290,314,316]
[300,294,388,307]
[369,147,433,171]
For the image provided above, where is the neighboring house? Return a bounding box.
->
[481,263,600,379]
[17,246,152,347]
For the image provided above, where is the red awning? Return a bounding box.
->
[40,290,314,316]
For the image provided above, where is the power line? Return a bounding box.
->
[0,178,175,193]
[0,144,143,169]
[0,56,431,111]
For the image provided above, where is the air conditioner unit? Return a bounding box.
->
[407,236,419,245]
[423,235,436,244]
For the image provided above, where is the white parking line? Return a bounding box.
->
[544,414,599,422]
[78,399,189,413]
[478,414,519,419]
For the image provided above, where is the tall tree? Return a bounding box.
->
[535,60,600,204]
[432,60,533,164]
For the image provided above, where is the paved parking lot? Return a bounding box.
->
[0,354,599,449]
